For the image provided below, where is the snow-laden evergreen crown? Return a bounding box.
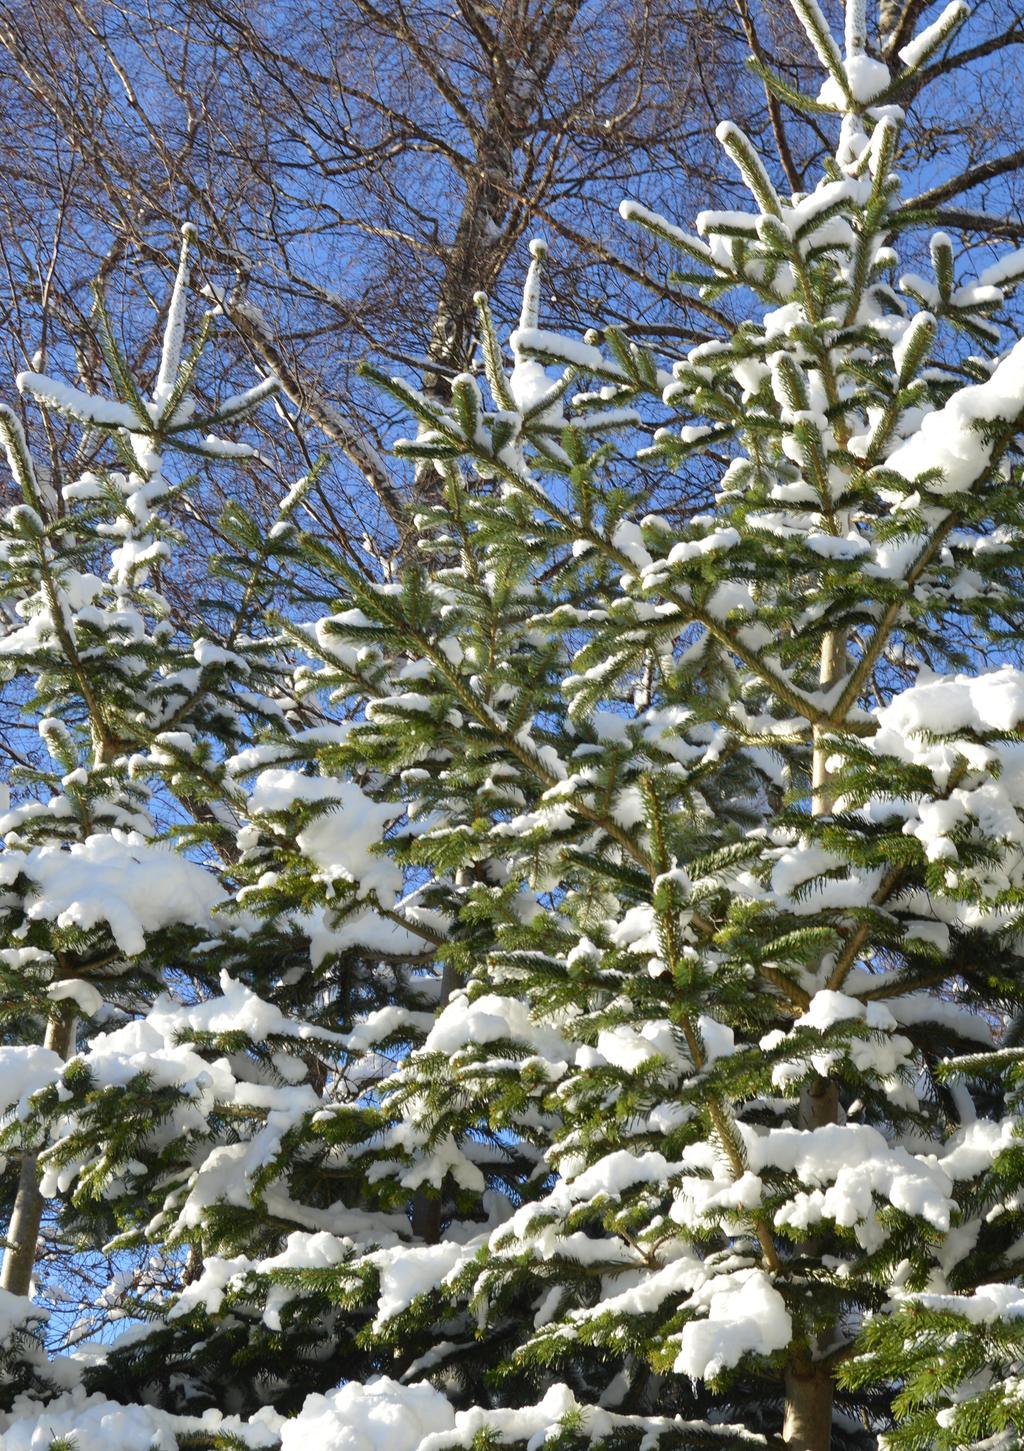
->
[5,3,1024,1449]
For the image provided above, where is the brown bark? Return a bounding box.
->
[410,943,465,1242]
[781,619,846,1448]
[783,1354,835,1451]
[781,1077,840,1451]
[421,0,584,392]
[410,0,584,499]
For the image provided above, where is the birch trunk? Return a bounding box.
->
[0,1007,75,1296]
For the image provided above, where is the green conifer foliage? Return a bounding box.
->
[6,4,1024,1449]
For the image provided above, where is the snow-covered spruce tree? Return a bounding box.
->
[8,2,1024,1449]
[0,229,332,1403]
[0,232,599,1442]
[199,1,1024,1446]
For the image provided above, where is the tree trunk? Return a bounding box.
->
[781,1072,840,1450]
[781,624,847,1449]
[0,1007,75,1296]
[410,955,464,1244]
[414,0,583,500]
[783,1355,835,1451]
